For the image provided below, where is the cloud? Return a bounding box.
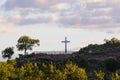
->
[0,17,6,23]
[14,15,58,25]
[3,0,37,10]
[51,3,70,11]
[17,17,49,25]
[0,0,120,32]
[0,27,14,33]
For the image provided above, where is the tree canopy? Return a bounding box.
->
[2,47,14,60]
[16,36,40,55]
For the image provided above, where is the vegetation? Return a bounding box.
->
[0,61,88,80]
[2,47,14,60]
[16,36,40,55]
[0,60,120,80]
[79,37,120,54]
[1,36,120,79]
[94,70,105,80]
[110,71,120,80]
[104,58,120,72]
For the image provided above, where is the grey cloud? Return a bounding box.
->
[2,0,47,10]
[87,3,107,10]
[110,8,120,16]
[17,17,50,25]
[58,15,111,28]
[59,17,80,25]
[109,8,120,23]
[1,0,120,31]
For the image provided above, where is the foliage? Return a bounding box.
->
[0,60,88,80]
[15,62,44,80]
[110,71,120,80]
[63,62,87,80]
[104,59,120,72]
[94,70,105,80]
[104,37,120,46]
[1,36,120,79]
[42,63,66,80]
[72,55,88,68]
[1,59,120,80]
[0,60,16,80]
[16,36,40,54]
[79,37,120,54]
[2,47,14,60]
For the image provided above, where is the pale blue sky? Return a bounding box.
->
[0,0,120,61]
[0,24,119,52]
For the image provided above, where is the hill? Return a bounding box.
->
[14,37,120,79]
[1,37,120,79]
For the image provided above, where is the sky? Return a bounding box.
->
[0,0,120,60]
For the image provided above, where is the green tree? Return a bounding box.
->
[16,36,40,55]
[0,60,16,80]
[15,62,44,80]
[110,71,120,80]
[2,47,14,60]
[94,70,105,80]
[63,62,87,80]
[42,63,66,80]
[104,37,120,46]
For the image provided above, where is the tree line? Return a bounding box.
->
[2,36,120,60]
[79,37,120,55]
[0,60,120,80]
[1,35,40,60]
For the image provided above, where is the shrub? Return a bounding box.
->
[63,62,87,80]
[73,55,88,68]
[104,59,120,72]
[110,71,120,80]
[94,70,105,80]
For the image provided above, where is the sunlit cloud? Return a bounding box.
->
[0,0,119,32]
[51,3,70,11]
[0,27,14,33]
[0,17,6,23]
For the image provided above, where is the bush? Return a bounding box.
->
[73,55,88,68]
[110,71,120,80]
[63,62,87,80]
[104,59,120,72]
[94,70,105,80]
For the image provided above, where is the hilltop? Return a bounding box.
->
[14,37,120,79]
[1,36,120,79]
